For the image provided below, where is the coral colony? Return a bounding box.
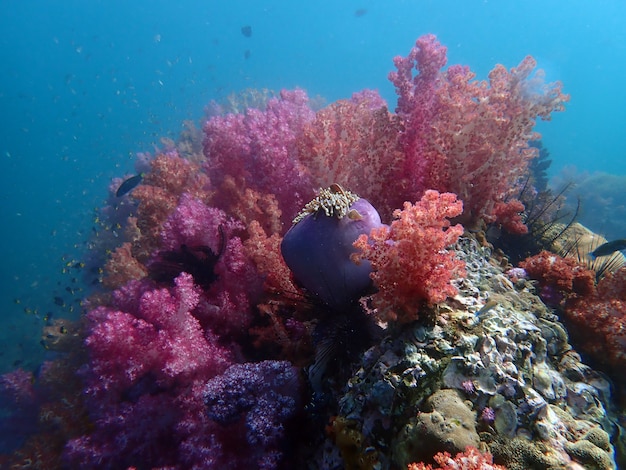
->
[2,34,625,469]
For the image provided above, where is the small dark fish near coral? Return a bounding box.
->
[589,239,626,259]
[116,173,143,197]
[241,25,252,37]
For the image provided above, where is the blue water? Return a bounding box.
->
[1,0,625,372]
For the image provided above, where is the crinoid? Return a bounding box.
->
[490,182,579,265]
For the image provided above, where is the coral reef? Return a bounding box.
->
[555,169,626,242]
[5,33,616,470]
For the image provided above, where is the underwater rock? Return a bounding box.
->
[319,236,618,469]
[392,389,480,467]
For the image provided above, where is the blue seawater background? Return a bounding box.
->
[1,0,625,373]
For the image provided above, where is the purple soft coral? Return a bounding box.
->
[281,186,384,310]
[204,360,301,469]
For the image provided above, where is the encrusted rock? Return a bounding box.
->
[319,236,618,469]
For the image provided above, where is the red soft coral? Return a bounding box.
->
[519,250,596,302]
[408,446,506,470]
[563,266,626,401]
[353,190,465,323]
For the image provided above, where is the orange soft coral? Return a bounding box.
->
[103,242,148,289]
[353,190,465,323]
[244,220,301,300]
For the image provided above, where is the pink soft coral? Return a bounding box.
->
[297,90,405,220]
[408,446,506,470]
[519,250,596,306]
[389,34,569,229]
[353,190,465,323]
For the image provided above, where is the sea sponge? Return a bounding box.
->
[281,185,384,310]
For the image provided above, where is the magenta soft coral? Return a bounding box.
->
[65,273,234,467]
[156,193,262,337]
[203,88,316,229]
[389,34,569,229]
[353,190,465,323]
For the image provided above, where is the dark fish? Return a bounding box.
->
[54,296,64,306]
[590,239,626,259]
[244,49,251,60]
[354,8,367,17]
[116,173,143,197]
[241,25,252,37]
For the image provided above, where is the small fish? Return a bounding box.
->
[476,299,498,316]
[354,8,367,17]
[589,239,626,259]
[244,49,251,60]
[116,173,143,197]
[241,25,252,38]
[54,296,65,306]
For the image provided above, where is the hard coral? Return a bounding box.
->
[394,389,480,468]
[390,34,569,229]
[353,190,465,323]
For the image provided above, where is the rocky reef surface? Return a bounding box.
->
[315,236,619,470]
